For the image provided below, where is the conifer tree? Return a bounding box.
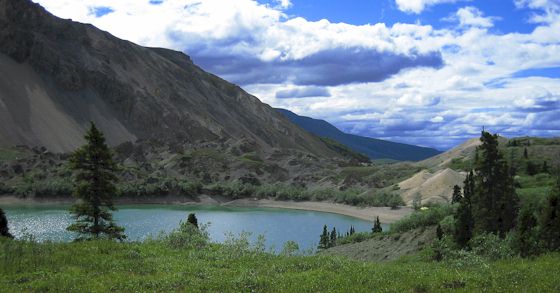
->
[436,224,443,240]
[318,225,329,249]
[523,147,528,159]
[511,204,539,257]
[539,178,560,251]
[372,216,383,233]
[67,122,125,241]
[454,171,474,247]
[0,208,13,239]
[542,161,549,174]
[330,227,337,247]
[471,131,518,237]
[187,213,199,228]
[451,185,462,204]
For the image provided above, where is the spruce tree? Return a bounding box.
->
[187,213,199,228]
[523,147,528,159]
[511,204,539,257]
[372,216,383,233]
[539,178,560,251]
[330,227,337,247]
[451,185,462,204]
[318,225,329,249]
[542,161,549,174]
[0,208,13,239]
[454,171,474,247]
[471,131,518,237]
[67,122,125,241]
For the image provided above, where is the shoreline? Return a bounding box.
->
[0,195,412,223]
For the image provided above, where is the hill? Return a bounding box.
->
[0,0,333,158]
[276,108,441,161]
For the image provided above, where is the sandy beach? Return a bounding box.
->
[0,195,413,223]
[223,198,413,223]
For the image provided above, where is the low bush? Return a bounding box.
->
[391,204,455,233]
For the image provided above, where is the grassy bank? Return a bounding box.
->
[1,237,559,292]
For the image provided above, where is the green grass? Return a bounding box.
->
[0,238,559,292]
[0,147,29,161]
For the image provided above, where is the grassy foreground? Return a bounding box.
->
[1,238,559,292]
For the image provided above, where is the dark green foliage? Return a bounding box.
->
[319,225,329,249]
[542,161,549,174]
[526,161,539,176]
[454,171,474,248]
[391,204,454,233]
[539,179,560,252]
[524,147,528,159]
[471,131,519,237]
[436,225,443,240]
[451,185,462,204]
[187,213,198,229]
[330,227,337,247]
[0,208,13,239]
[511,204,539,257]
[67,122,125,241]
[372,216,383,233]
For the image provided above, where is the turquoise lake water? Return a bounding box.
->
[3,204,386,252]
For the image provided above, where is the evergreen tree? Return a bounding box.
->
[372,216,383,233]
[67,122,125,241]
[436,224,443,240]
[330,227,337,247]
[454,171,474,247]
[0,208,13,239]
[523,147,528,159]
[526,161,538,176]
[539,178,560,251]
[471,131,519,238]
[318,225,329,249]
[511,204,539,257]
[541,161,549,174]
[451,185,462,204]
[187,213,198,228]
[349,226,355,235]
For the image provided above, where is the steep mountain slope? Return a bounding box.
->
[0,0,334,157]
[276,108,441,161]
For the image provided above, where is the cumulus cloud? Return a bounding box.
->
[444,6,500,28]
[194,48,443,86]
[275,87,331,99]
[395,0,461,14]
[32,0,560,149]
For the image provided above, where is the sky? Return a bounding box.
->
[33,0,560,150]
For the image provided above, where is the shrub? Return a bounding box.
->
[163,221,209,249]
[391,204,455,233]
[469,233,514,261]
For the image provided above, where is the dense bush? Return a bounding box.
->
[162,221,209,249]
[391,204,455,233]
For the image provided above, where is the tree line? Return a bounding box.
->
[451,131,560,256]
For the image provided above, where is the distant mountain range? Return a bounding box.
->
[276,109,441,161]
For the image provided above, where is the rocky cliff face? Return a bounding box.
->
[0,0,335,157]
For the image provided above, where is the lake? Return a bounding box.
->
[3,204,385,252]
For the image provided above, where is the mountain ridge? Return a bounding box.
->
[0,0,335,158]
[276,108,441,161]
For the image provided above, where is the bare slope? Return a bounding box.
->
[399,168,466,205]
[324,226,437,262]
[0,0,335,157]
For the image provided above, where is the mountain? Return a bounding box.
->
[0,0,334,158]
[276,109,441,161]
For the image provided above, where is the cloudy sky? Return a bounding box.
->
[34,0,560,150]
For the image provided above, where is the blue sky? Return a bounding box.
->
[34,0,560,150]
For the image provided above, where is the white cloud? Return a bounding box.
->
[30,0,560,149]
[445,6,499,28]
[395,0,461,14]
